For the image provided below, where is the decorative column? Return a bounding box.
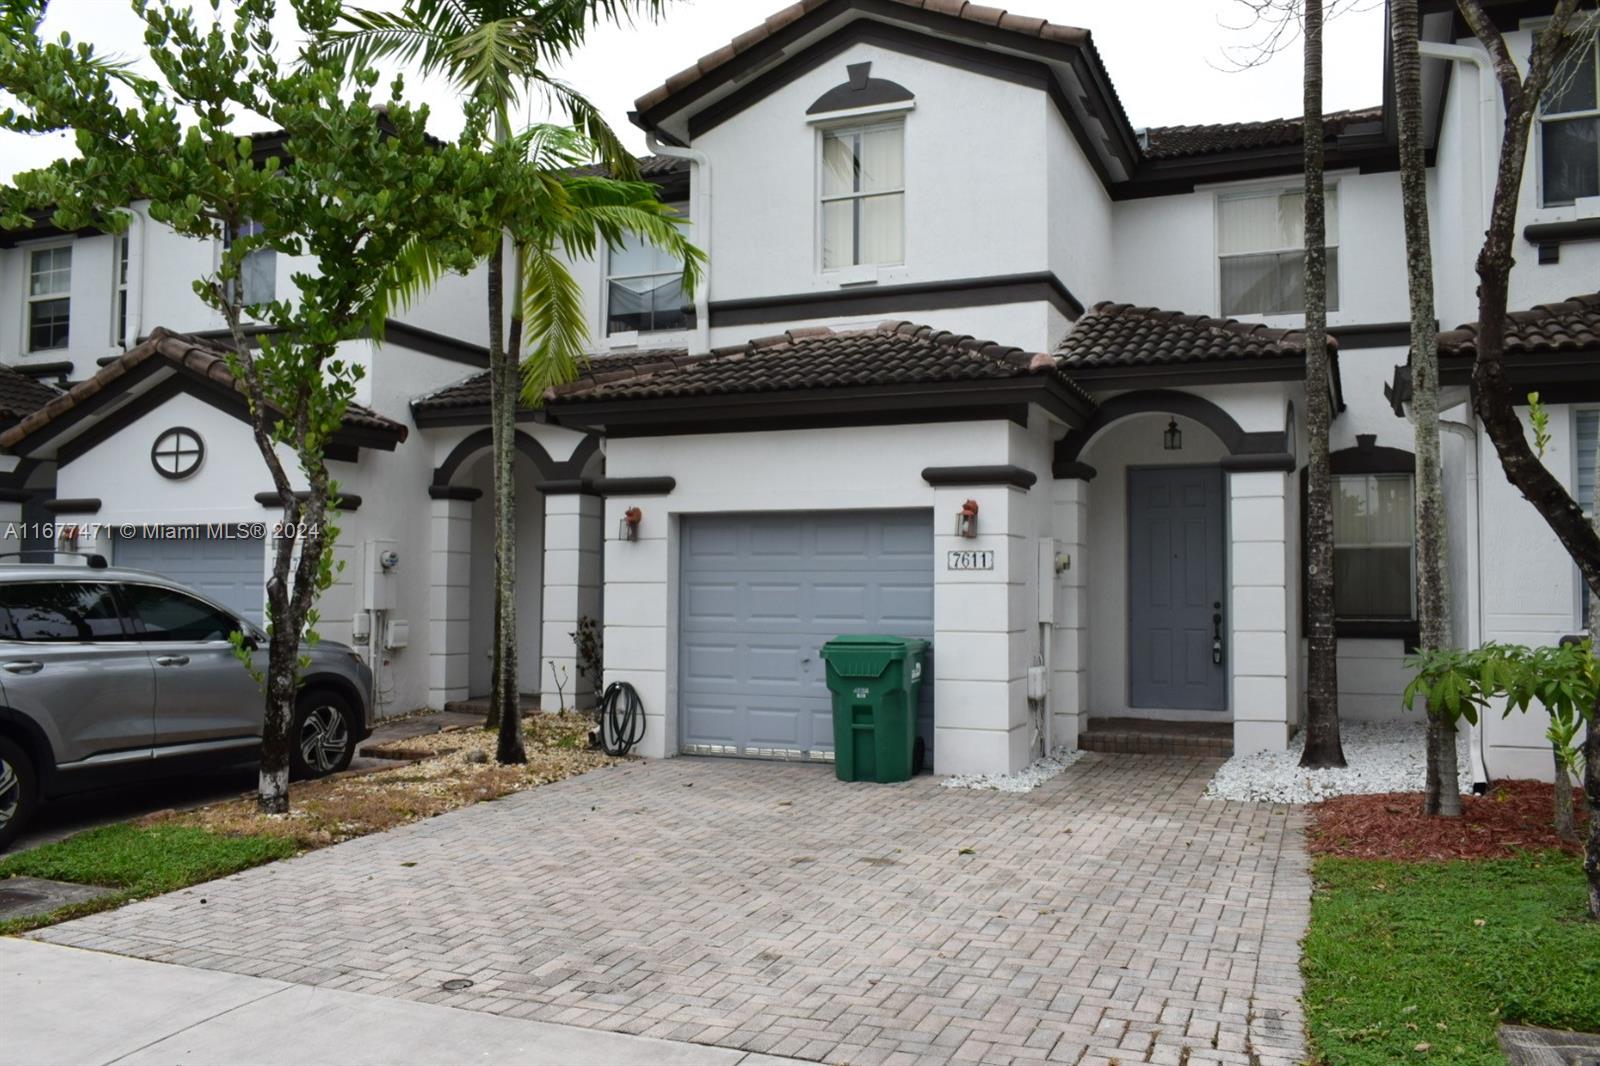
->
[426,488,476,708]
[1228,469,1294,754]
[541,489,602,711]
[1050,477,1090,752]
[930,483,1031,776]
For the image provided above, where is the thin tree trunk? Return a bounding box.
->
[1393,0,1460,815]
[485,234,526,763]
[485,239,506,733]
[1300,0,1344,769]
[1585,722,1600,920]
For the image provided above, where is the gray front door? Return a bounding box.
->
[1128,466,1227,711]
[678,511,933,760]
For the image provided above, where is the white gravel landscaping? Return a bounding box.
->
[1203,720,1475,804]
[941,748,1086,793]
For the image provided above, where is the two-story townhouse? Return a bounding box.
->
[1,0,1591,784]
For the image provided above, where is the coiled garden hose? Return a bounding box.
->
[597,680,646,756]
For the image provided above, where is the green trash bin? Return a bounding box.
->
[820,635,928,783]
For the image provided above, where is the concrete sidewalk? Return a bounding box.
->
[0,939,803,1066]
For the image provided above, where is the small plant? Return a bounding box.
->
[1528,391,1552,457]
[547,660,568,713]
[571,615,603,695]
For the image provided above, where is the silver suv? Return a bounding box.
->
[0,560,374,851]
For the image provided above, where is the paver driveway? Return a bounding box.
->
[37,754,1309,1065]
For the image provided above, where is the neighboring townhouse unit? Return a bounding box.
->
[0,0,1593,783]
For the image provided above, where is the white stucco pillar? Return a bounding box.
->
[542,491,602,711]
[1050,478,1089,751]
[601,498,670,759]
[932,485,1031,775]
[1229,470,1294,754]
[427,493,473,708]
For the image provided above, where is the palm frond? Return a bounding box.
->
[530,72,640,178]
[517,244,590,406]
[364,235,453,338]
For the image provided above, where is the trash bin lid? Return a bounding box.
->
[819,635,927,677]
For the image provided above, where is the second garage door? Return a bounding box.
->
[115,531,266,626]
[679,510,934,761]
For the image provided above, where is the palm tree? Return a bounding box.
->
[318,0,692,763]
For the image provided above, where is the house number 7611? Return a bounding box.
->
[946,550,994,571]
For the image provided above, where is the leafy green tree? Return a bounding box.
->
[319,0,695,762]
[0,0,508,811]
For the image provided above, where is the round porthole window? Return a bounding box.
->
[151,427,205,480]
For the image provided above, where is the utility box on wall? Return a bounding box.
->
[1037,538,1066,625]
[358,539,399,612]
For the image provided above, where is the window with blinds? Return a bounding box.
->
[1332,473,1414,620]
[820,122,904,270]
[1218,186,1339,317]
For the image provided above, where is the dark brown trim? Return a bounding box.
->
[43,497,101,514]
[0,488,31,504]
[1115,137,1406,201]
[1438,348,1600,397]
[377,320,490,367]
[150,426,204,481]
[548,375,1090,440]
[708,271,1085,329]
[428,429,602,490]
[1055,461,1097,482]
[1053,390,1290,478]
[920,465,1037,490]
[1064,354,1306,392]
[1330,321,1418,350]
[807,61,914,114]
[1330,435,1414,475]
[12,361,74,383]
[593,476,675,496]
[427,484,483,502]
[254,490,364,512]
[536,478,601,496]
[1523,217,1600,265]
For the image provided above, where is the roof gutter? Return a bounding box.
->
[645,132,711,356]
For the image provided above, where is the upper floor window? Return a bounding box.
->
[821,122,904,270]
[1332,473,1414,621]
[1218,187,1339,317]
[113,233,130,347]
[27,245,71,351]
[1540,43,1598,207]
[224,219,276,308]
[606,205,694,335]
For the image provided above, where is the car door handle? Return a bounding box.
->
[1,660,42,675]
[155,655,191,667]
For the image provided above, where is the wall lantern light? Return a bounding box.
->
[955,498,979,539]
[620,506,642,542]
[1163,417,1183,451]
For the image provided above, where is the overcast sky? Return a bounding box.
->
[1,0,1385,181]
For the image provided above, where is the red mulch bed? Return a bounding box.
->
[1308,780,1589,861]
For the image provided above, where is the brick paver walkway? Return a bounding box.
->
[37,754,1309,1065]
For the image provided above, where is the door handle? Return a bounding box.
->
[1212,602,1224,666]
[156,655,191,667]
[1,660,42,675]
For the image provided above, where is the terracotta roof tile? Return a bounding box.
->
[544,322,1086,404]
[0,366,62,425]
[1437,292,1600,357]
[1142,106,1383,160]
[1055,302,1316,369]
[411,348,692,415]
[0,328,406,451]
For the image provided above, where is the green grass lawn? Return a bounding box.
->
[1303,852,1600,1064]
[0,824,296,935]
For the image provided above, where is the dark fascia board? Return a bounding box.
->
[43,497,102,514]
[1330,441,1415,475]
[33,359,400,463]
[253,490,364,512]
[548,376,1091,439]
[12,361,74,381]
[921,465,1037,490]
[1524,217,1600,264]
[1332,321,1419,350]
[0,487,31,504]
[1114,138,1408,201]
[593,476,676,496]
[1065,354,1306,392]
[1438,348,1600,395]
[378,320,490,367]
[709,271,1084,329]
[638,0,1138,188]
[428,484,484,501]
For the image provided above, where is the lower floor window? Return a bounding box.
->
[1332,473,1415,620]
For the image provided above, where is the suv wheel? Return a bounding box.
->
[0,737,38,853]
[292,691,355,780]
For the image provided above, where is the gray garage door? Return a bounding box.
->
[115,531,266,626]
[679,510,934,761]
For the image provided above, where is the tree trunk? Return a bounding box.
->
[485,236,526,763]
[1300,0,1345,769]
[1586,720,1600,920]
[1392,0,1460,815]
